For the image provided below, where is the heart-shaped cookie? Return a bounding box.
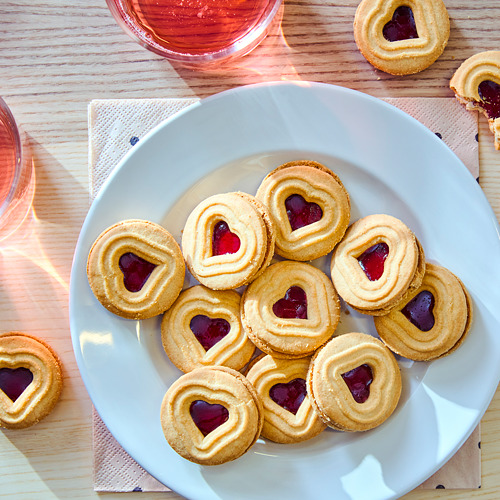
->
[307,333,401,431]
[450,50,500,150]
[242,261,341,358]
[256,161,350,261]
[87,219,185,319]
[161,366,263,465]
[375,263,472,360]
[182,192,276,290]
[162,285,255,373]
[331,214,426,315]
[0,332,62,429]
[353,0,450,75]
[247,356,326,443]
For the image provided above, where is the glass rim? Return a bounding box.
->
[105,0,284,65]
[0,97,24,219]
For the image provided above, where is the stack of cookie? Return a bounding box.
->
[85,159,472,466]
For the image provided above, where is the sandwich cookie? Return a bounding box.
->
[87,219,185,319]
[307,332,402,431]
[255,160,350,261]
[181,192,276,290]
[374,263,472,360]
[160,366,263,465]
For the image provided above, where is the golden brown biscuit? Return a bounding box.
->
[246,355,326,443]
[0,332,63,429]
[330,214,425,315]
[255,160,350,261]
[353,0,450,75]
[160,366,263,465]
[161,285,255,373]
[241,261,341,358]
[181,192,276,290]
[374,263,473,360]
[87,219,185,320]
[450,50,500,150]
[307,332,401,432]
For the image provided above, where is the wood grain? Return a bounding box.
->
[0,0,499,499]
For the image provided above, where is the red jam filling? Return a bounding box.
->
[189,400,229,436]
[401,290,435,331]
[269,378,307,415]
[285,194,323,231]
[272,286,308,319]
[189,314,230,351]
[383,6,418,42]
[212,221,241,256]
[478,80,500,120]
[118,252,157,293]
[0,367,33,402]
[357,242,389,281]
[341,364,373,404]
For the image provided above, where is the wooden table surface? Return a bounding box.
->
[1,1,499,499]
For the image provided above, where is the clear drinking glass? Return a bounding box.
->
[106,0,283,66]
[0,98,34,240]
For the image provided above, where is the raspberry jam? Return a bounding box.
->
[189,400,229,436]
[272,286,308,319]
[0,367,33,402]
[212,221,241,256]
[478,80,500,119]
[341,364,373,404]
[269,378,307,415]
[383,6,418,42]
[118,252,157,292]
[357,242,389,281]
[401,290,435,331]
[285,194,323,231]
[189,315,230,351]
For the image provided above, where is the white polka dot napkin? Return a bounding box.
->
[88,96,480,493]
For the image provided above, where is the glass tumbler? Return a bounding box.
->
[106,0,284,66]
[0,98,34,240]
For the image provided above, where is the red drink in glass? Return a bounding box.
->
[106,0,283,65]
[0,98,33,239]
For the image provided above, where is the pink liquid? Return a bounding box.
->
[115,0,274,54]
[0,110,18,209]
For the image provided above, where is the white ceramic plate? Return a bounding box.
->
[70,82,500,500]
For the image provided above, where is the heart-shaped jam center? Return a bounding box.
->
[401,290,435,331]
[272,286,308,319]
[189,314,230,351]
[285,194,323,231]
[189,400,229,436]
[383,6,418,42]
[357,242,389,281]
[0,367,34,402]
[269,378,307,415]
[478,80,500,119]
[341,364,373,404]
[118,252,157,293]
[212,221,241,256]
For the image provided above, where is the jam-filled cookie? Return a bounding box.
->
[87,219,185,320]
[161,285,255,373]
[307,332,401,432]
[353,0,450,75]
[255,160,350,261]
[450,51,500,150]
[246,355,326,443]
[330,214,425,315]
[160,366,263,465]
[241,261,341,359]
[181,192,276,290]
[0,332,63,429]
[374,263,472,360]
